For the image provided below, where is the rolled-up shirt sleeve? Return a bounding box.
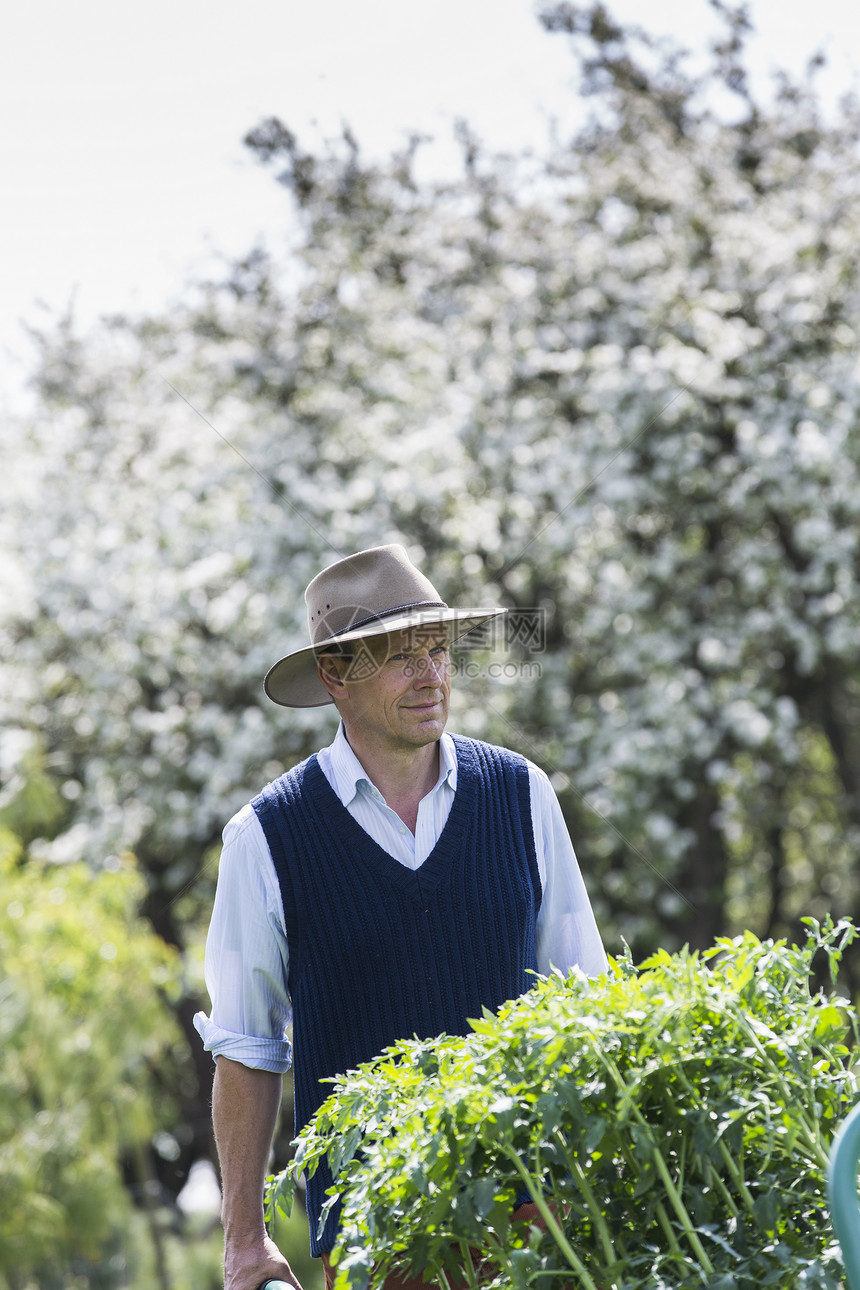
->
[527,763,608,980]
[193,804,293,1073]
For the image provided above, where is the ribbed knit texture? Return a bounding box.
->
[252,734,540,1256]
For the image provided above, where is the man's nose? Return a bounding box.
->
[413,652,445,684]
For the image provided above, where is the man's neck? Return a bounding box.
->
[342,728,442,830]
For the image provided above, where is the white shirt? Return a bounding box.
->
[193,727,607,1072]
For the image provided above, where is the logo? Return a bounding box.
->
[317,608,548,685]
[454,608,548,655]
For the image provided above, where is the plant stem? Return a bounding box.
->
[647,1140,715,1274]
[705,1157,745,1219]
[498,1146,601,1290]
[560,1137,618,1268]
[453,1240,481,1290]
[734,1020,829,1169]
[599,1055,715,1275]
[654,1198,682,1256]
[715,1139,755,1214]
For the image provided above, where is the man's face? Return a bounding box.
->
[329,625,452,755]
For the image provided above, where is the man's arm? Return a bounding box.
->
[212,1056,302,1290]
[527,763,608,978]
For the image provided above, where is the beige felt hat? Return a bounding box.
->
[264,544,506,707]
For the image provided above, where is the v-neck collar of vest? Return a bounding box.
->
[303,736,477,902]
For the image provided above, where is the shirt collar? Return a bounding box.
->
[327,722,457,806]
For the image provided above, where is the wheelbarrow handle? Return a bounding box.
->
[828,1099,860,1290]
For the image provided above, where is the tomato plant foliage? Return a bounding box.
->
[268,919,859,1290]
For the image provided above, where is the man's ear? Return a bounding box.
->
[317,653,348,700]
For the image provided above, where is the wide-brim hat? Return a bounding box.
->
[264,543,506,707]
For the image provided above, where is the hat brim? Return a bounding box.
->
[264,607,507,707]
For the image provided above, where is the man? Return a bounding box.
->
[194,544,607,1290]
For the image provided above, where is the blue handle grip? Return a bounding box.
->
[828,1100,860,1290]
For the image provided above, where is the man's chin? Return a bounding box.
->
[404,714,447,744]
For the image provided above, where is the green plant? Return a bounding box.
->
[0,833,186,1288]
[267,918,859,1290]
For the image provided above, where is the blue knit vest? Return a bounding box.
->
[252,734,541,1256]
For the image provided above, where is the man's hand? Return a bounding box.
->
[224,1229,302,1290]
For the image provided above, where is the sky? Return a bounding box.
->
[3,0,859,407]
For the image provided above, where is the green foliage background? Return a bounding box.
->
[3,1,860,1283]
[0,800,215,1288]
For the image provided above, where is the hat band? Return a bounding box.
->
[325,599,448,640]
